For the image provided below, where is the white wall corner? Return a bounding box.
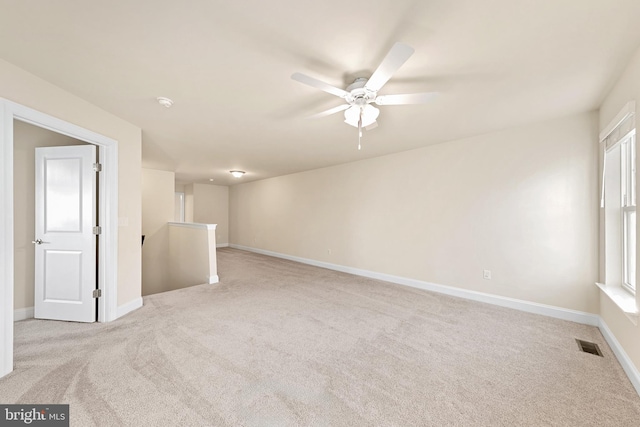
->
[116,297,143,319]
[598,317,640,396]
[208,275,219,284]
[14,307,34,322]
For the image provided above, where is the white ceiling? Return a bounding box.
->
[1,0,640,185]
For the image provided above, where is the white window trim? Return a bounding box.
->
[600,101,636,141]
[598,101,639,322]
[621,133,636,294]
[622,205,636,293]
[596,282,638,324]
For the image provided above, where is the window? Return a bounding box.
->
[621,135,636,293]
[602,102,636,296]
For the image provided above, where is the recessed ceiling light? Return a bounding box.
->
[230,170,245,178]
[156,97,173,108]
[209,178,215,182]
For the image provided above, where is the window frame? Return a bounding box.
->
[621,133,636,294]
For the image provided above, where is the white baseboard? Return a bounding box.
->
[229,244,640,395]
[216,243,229,248]
[598,317,640,396]
[14,307,34,322]
[208,275,219,284]
[116,297,143,319]
[229,244,599,326]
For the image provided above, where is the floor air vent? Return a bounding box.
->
[575,339,603,357]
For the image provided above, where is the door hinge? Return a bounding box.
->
[93,163,102,172]
[93,289,102,298]
[93,226,102,235]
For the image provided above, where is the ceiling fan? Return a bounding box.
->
[291,42,435,149]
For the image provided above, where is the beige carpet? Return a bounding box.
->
[1,248,640,426]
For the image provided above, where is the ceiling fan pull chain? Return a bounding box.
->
[358,111,363,150]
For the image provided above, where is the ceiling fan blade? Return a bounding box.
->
[291,72,348,98]
[309,104,351,119]
[374,92,436,106]
[364,42,415,92]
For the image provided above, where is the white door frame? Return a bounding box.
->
[0,98,119,377]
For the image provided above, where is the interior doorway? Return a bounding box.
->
[14,122,93,321]
[0,98,119,378]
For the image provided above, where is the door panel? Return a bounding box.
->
[34,145,97,322]
[43,250,82,301]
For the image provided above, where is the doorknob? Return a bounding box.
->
[31,239,49,245]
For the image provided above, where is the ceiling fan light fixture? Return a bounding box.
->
[230,170,245,178]
[344,104,379,127]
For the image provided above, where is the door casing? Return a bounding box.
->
[0,98,119,378]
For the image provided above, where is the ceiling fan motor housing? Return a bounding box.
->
[345,78,376,106]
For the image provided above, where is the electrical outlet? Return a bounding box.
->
[483,269,492,280]
[327,249,332,255]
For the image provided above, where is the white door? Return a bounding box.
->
[34,145,97,322]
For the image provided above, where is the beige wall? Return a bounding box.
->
[1,58,142,307]
[230,111,599,313]
[13,121,86,310]
[192,183,229,245]
[598,45,640,372]
[142,168,175,295]
[169,224,218,289]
